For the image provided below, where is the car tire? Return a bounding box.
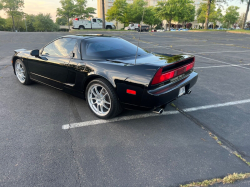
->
[14,59,32,85]
[79,26,85,30]
[106,26,112,29]
[86,78,123,119]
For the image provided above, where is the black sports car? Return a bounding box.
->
[12,34,198,119]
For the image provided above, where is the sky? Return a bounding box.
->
[0,0,249,22]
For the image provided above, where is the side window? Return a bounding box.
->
[42,38,77,57]
[93,19,96,23]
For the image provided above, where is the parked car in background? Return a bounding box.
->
[138,25,149,32]
[73,18,115,30]
[127,23,140,30]
[178,28,189,31]
[244,28,250,30]
[157,29,165,32]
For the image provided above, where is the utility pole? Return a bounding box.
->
[102,0,106,29]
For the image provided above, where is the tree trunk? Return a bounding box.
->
[68,17,70,31]
[11,15,16,32]
[168,19,171,31]
[116,20,118,30]
[102,0,106,29]
[242,0,250,29]
[204,0,211,30]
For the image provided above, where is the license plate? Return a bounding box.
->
[178,86,185,97]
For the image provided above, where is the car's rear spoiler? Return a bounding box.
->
[14,49,27,54]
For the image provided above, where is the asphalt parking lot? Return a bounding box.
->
[0,31,250,187]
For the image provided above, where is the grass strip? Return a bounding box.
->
[180,173,250,187]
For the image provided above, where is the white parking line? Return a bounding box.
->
[195,64,250,69]
[62,111,179,130]
[62,99,250,130]
[170,48,250,70]
[195,50,250,54]
[194,55,250,70]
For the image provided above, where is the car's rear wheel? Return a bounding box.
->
[15,59,32,85]
[86,78,122,119]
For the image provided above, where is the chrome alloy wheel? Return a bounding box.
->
[87,84,111,116]
[15,61,26,83]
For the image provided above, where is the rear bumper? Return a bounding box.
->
[140,71,198,109]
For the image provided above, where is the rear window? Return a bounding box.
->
[81,37,147,60]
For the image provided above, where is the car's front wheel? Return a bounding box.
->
[15,59,32,85]
[86,78,122,119]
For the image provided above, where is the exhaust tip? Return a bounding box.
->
[187,89,192,94]
[153,108,164,114]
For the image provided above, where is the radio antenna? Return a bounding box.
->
[135,7,145,65]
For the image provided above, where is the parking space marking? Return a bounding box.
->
[195,50,250,54]
[195,64,250,69]
[141,44,250,70]
[62,99,250,130]
[194,55,250,70]
[62,111,179,130]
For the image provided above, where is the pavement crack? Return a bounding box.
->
[66,129,82,187]
[65,95,82,187]
[171,103,250,167]
[69,95,82,123]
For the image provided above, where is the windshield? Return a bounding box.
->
[82,37,148,60]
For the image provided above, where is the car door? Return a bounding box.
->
[92,19,99,29]
[28,38,77,90]
[96,19,103,29]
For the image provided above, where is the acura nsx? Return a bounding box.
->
[12,34,198,119]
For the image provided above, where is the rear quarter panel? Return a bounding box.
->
[83,61,158,106]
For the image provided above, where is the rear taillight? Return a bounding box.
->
[74,18,79,21]
[151,59,195,85]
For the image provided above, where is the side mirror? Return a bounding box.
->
[30,49,40,57]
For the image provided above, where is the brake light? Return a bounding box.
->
[75,18,79,21]
[151,60,195,85]
[127,89,136,95]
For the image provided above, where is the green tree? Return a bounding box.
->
[106,0,128,29]
[240,0,250,29]
[34,13,55,32]
[174,2,195,27]
[57,0,75,30]
[155,0,192,31]
[204,0,227,29]
[197,4,206,28]
[126,0,147,23]
[210,8,223,28]
[143,6,161,29]
[74,0,96,19]
[223,6,240,29]
[56,17,68,25]
[0,0,24,31]
[25,14,36,32]
[197,2,222,29]
[237,13,246,28]
[0,17,6,30]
